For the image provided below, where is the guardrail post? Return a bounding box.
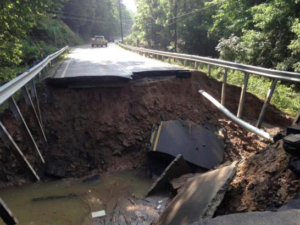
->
[221,68,228,106]
[42,66,48,79]
[237,73,250,118]
[29,80,42,123]
[208,65,211,76]
[21,86,47,143]
[36,73,40,83]
[168,57,171,63]
[184,60,187,67]
[256,79,278,128]
[194,62,198,70]
[0,198,19,225]
[0,121,40,181]
[8,97,45,164]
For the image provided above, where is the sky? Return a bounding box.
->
[122,0,137,13]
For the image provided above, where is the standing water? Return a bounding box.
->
[0,169,153,225]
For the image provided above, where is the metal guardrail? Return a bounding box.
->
[119,43,300,141]
[0,46,69,181]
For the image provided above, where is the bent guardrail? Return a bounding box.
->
[0,46,69,181]
[119,43,300,140]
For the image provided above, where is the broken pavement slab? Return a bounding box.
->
[170,173,196,195]
[150,120,224,170]
[146,154,191,196]
[283,134,300,157]
[287,125,300,135]
[188,210,300,225]
[156,161,238,225]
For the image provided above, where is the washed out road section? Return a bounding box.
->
[51,44,188,81]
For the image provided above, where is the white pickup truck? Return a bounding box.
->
[91,36,108,48]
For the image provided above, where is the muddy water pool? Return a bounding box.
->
[0,169,153,225]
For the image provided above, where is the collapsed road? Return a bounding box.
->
[0,44,300,225]
[48,43,190,87]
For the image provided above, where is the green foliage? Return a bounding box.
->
[130,0,217,56]
[61,0,133,40]
[0,0,66,67]
[0,67,26,83]
[0,0,133,82]
[213,0,300,71]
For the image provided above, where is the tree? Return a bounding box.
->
[214,0,300,70]
[0,0,65,67]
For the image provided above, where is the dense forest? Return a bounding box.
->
[0,0,133,82]
[127,0,300,72]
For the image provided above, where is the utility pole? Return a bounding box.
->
[118,0,124,42]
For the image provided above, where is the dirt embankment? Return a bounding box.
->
[0,71,298,213]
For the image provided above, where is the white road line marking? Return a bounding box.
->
[61,59,72,78]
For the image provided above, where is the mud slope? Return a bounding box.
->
[217,140,300,214]
[0,71,292,189]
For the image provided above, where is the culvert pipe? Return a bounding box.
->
[198,90,273,141]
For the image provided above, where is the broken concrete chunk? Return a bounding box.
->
[188,210,300,225]
[289,156,300,175]
[283,134,300,157]
[92,210,106,218]
[150,120,224,169]
[146,154,191,196]
[156,161,238,225]
[287,125,300,135]
[0,198,18,225]
[170,173,196,195]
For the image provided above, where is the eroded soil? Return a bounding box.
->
[0,71,298,215]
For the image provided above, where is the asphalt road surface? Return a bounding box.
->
[51,43,189,82]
